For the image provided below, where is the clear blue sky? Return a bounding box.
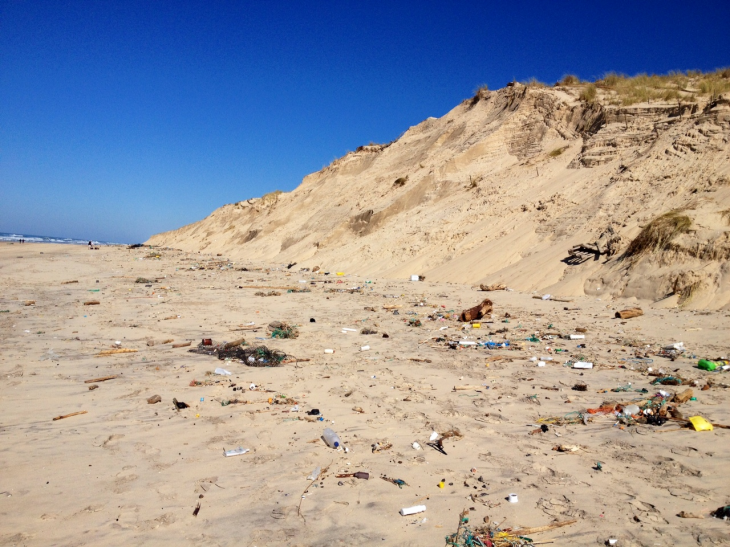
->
[1,1,728,243]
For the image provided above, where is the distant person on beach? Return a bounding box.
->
[88,240,93,249]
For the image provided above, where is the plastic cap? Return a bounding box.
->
[334,441,339,448]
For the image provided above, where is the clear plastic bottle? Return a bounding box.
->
[323,428,342,449]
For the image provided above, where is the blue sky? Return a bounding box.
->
[1,1,728,243]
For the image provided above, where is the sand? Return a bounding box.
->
[1,242,729,546]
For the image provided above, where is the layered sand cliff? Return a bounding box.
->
[149,77,730,309]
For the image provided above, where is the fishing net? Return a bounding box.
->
[235,345,287,367]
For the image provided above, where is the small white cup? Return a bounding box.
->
[508,493,518,503]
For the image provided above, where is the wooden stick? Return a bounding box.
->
[453,385,483,391]
[96,348,137,356]
[84,375,118,384]
[53,410,87,421]
[83,301,100,305]
[511,519,577,535]
[237,285,300,290]
[172,341,192,348]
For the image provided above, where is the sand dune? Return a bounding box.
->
[149,80,730,310]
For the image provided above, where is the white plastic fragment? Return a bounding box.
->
[214,367,231,375]
[508,493,518,503]
[307,466,321,480]
[429,431,439,441]
[324,349,334,354]
[570,334,585,340]
[573,361,593,369]
[223,447,249,457]
[400,505,426,516]
[412,442,421,450]
[360,345,370,351]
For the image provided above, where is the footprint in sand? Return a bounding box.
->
[112,469,139,494]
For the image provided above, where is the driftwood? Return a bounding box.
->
[96,348,137,356]
[672,388,694,404]
[61,280,78,284]
[84,375,118,383]
[223,338,245,349]
[172,341,192,348]
[459,299,493,322]
[53,410,87,421]
[453,385,483,391]
[83,301,100,306]
[237,285,300,290]
[479,283,506,291]
[616,308,644,319]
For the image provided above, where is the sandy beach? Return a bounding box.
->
[1,242,728,546]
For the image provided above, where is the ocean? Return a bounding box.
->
[0,232,125,246]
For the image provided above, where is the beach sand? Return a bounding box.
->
[1,242,728,546]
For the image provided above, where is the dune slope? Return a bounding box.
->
[148,82,730,309]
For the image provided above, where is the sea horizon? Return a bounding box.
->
[0,231,128,246]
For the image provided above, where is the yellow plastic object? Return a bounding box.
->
[472,323,481,329]
[438,480,445,489]
[336,272,345,276]
[688,416,713,431]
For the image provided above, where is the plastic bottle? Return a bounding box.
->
[323,428,342,449]
[698,359,726,371]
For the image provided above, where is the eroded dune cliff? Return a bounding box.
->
[149,78,730,308]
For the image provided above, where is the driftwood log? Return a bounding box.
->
[459,299,493,322]
[615,308,644,319]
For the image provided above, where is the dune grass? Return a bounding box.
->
[623,211,692,259]
[554,68,730,106]
[579,83,597,103]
